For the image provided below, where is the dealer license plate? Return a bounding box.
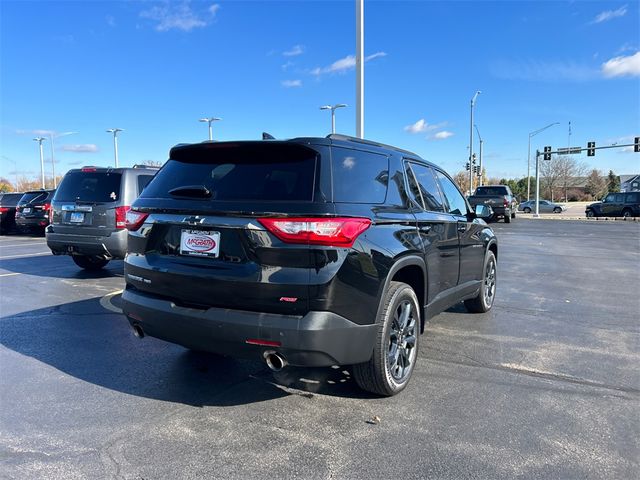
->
[180,230,220,258]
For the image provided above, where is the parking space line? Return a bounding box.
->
[0,252,51,260]
[100,290,124,314]
[0,272,21,277]
[0,242,48,248]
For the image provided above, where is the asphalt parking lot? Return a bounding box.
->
[1,219,639,479]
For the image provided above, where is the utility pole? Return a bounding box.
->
[355,0,364,138]
[469,91,481,195]
[106,128,123,167]
[320,104,347,134]
[474,124,483,186]
[33,137,46,188]
[199,117,221,141]
[49,131,78,188]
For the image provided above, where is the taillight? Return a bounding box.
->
[34,203,51,211]
[258,217,371,247]
[125,210,149,231]
[503,198,509,207]
[48,207,53,224]
[0,207,8,213]
[115,206,130,229]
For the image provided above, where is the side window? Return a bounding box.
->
[435,170,468,216]
[331,147,388,203]
[627,193,639,203]
[137,175,154,195]
[604,194,615,203]
[614,193,624,203]
[406,162,444,212]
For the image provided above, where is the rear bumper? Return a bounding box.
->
[121,288,378,367]
[16,216,49,229]
[46,228,128,258]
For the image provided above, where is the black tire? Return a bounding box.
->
[586,209,595,218]
[622,209,632,219]
[553,207,562,213]
[72,254,109,270]
[464,250,497,314]
[504,213,511,223]
[523,207,531,214]
[353,281,421,396]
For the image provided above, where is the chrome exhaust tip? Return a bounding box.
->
[264,351,287,372]
[132,323,145,339]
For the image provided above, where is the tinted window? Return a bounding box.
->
[626,193,639,203]
[0,193,25,206]
[604,194,615,202]
[332,147,388,203]
[137,175,154,195]
[613,194,624,202]
[141,146,316,202]
[475,186,508,196]
[435,170,468,216]
[54,172,122,202]
[18,191,52,205]
[406,163,444,212]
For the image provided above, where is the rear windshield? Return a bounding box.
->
[19,191,52,205]
[54,172,122,202]
[475,186,508,196]
[0,193,24,206]
[141,145,317,202]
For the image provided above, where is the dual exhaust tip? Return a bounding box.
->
[131,324,287,372]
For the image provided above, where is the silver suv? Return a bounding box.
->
[46,165,159,270]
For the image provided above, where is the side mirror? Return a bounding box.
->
[474,204,493,219]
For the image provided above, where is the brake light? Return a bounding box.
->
[82,167,97,172]
[115,206,130,229]
[503,198,509,207]
[34,203,51,211]
[258,217,371,247]
[0,207,8,213]
[125,209,149,231]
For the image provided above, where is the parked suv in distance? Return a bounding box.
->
[15,189,55,234]
[586,191,640,218]
[121,135,498,396]
[0,192,23,234]
[467,185,517,223]
[46,165,159,270]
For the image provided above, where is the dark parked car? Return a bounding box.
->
[46,165,158,270]
[586,192,640,218]
[121,135,498,396]
[0,192,24,234]
[15,189,55,234]
[467,185,517,223]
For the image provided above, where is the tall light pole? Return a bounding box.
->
[33,137,46,188]
[469,91,481,195]
[320,104,348,134]
[474,124,483,186]
[355,0,364,138]
[106,128,123,167]
[199,117,221,141]
[527,122,559,201]
[49,131,78,188]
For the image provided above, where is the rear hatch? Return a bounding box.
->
[16,191,53,218]
[52,169,125,236]
[126,142,343,316]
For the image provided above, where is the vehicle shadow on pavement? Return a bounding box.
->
[0,298,373,406]
[0,256,124,279]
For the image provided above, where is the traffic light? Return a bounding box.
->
[587,141,596,156]
[474,165,481,175]
[543,146,552,161]
[634,137,640,153]
[465,162,470,171]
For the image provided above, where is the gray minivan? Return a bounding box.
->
[46,165,159,269]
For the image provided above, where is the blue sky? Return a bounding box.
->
[1,0,639,183]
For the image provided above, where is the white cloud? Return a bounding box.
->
[490,59,598,82]
[601,51,640,78]
[430,131,454,140]
[590,5,627,24]
[15,129,55,136]
[61,144,99,153]
[404,119,447,134]
[140,1,220,32]
[310,51,387,76]
[281,79,302,88]
[283,45,304,57]
[281,60,294,71]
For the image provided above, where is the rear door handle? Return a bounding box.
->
[419,225,432,233]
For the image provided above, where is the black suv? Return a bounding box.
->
[585,191,640,218]
[0,192,23,234]
[46,165,158,270]
[122,135,498,396]
[15,189,55,234]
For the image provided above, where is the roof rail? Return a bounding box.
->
[326,134,419,158]
[132,164,161,169]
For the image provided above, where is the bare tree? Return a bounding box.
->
[540,156,564,201]
[556,156,589,202]
[453,171,470,195]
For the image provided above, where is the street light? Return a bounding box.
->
[33,137,47,188]
[469,91,481,194]
[49,131,78,188]
[355,0,364,138]
[106,128,124,167]
[474,124,483,186]
[320,104,348,134]
[527,122,559,201]
[199,117,221,141]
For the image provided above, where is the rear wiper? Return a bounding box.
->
[168,185,212,199]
